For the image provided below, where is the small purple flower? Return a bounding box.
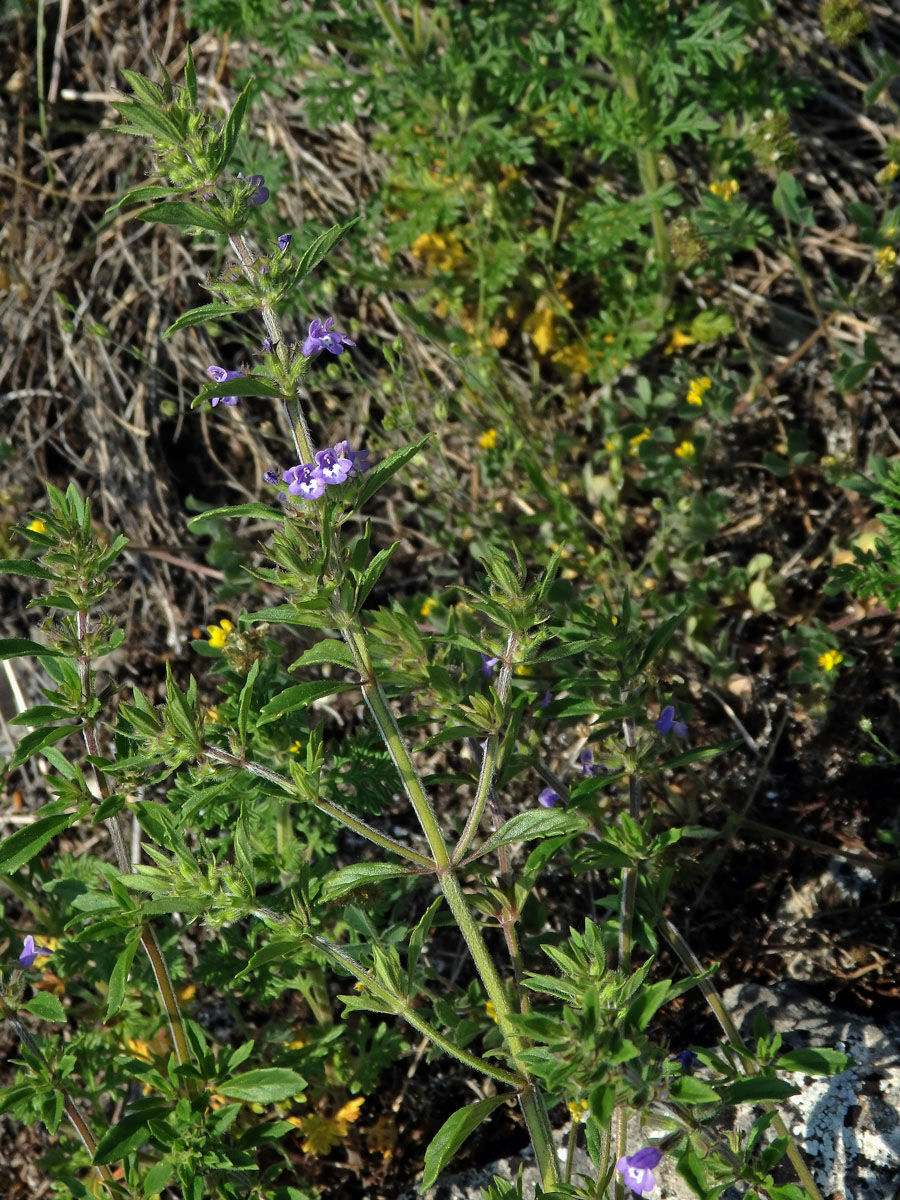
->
[247,173,269,205]
[262,337,275,353]
[655,705,687,738]
[206,365,243,407]
[278,233,292,252]
[332,440,370,475]
[579,748,600,776]
[616,1147,662,1197]
[538,787,560,808]
[481,654,500,677]
[282,463,326,500]
[314,448,352,486]
[302,317,356,358]
[673,1049,698,1072]
[263,469,279,485]
[19,935,53,968]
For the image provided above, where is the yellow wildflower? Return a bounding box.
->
[567,1099,589,1124]
[206,618,233,649]
[485,1001,499,1024]
[366,1116,398,1159]
[488,326,509,348]
[286,1034,309,1050]
[515,664,533,676]
[603,333,615,344]
[552,343,591,373]
[336,1097,365,1125]
[420,597,436,617]
[674,440,696,459]
[410,231,466,271]
[686,376,711,406]
[289,740,302,753]
[665,328,695,355]
[177,983,196,1005]
[876,246,897,277]
[27,518,46,533]
[296,1098,367,1156]
[817,650,843,672]
[876,161,899,184]
[204,707,219,724]
[629,427,652,454]
[524,307,557,355]
[709,179,739,201]
[125,1037,153,1062]
[478,428,498,450]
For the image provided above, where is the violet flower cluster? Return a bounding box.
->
[281,441,370,501]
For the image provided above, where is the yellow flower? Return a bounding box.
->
[485,1001,499,1024]
[336,1097,365,1125]
[410,231,466,271]
[27,518,46,533]
[478,428,498,450]
[665,328,695,355]
[204,707,219,724]
[629,427,651,454]
[125,1037,153,1062]
[296,1098,367,1156]
[674,440,696,459]
[709,179,739,201]
[289,739,302,753]
[552,343,591,374]
[876,161,899,184]
[515,664,533,676]
[818,650,843,672]
[603,333,615,344]
[686,376,711,406]
[567,1099,589,1124]
[524,307,557,355]
[488,326,509,348]
[177,983,196,1004]
[286,1034,309,1050]
[206,618,234,649]
[365,1116,398,1159]
[876,246,897,278]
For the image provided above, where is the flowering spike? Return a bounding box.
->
[302,317,355,358]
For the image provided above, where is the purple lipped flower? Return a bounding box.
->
[314,447,352,486]
[579,748,600,776]
[539,689,552,708]
[538,787,560,808]
[278,233,292,252]
[332,440,370,475]
[302,317,356,358]
[282,462,326,500]
[655,705,687,738]
[19,935,53,968]
[263,469,279,485]
[262,337,275,353]
[481,654,500,677]
[206,365,243,407]
[616,1147,662,1197]
[247,174,269,205]
[673,1049,698,1072]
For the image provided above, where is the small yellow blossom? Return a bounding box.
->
[286,1034,309,1050]
[665,328,695,355]
[605,438,617,452]
[289,739,302,753]
[515,664,533,676]
[552,343,591,373]
[27,518,46,533]
[204,707,220,724]
[177,984,196,1005]
[674,440,696,459]
[686,376,712,406]
[603,333,616,344]
[488,326,509,348]
[818,650,843,672]
[206,618,234,649]
[337,1097,365,1125]
[876,161,899,184]
[709,179,739,201]
[410,231,467,272]
[498,164,522,191]
[478,428,498,450]
[629,427,652,454]
[420,597,436,618]
[485,1001,499,1024]
[125,1037,153,1062]
[876,246,897,277]
[524,307,557,355]
[366,1116,398,1159]
[567,1099,589,1123]
[296,1098,367,1157]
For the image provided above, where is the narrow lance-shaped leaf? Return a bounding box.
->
[356,434,432,509]
[214,77,255,174]
[422,1095,511,1190]
[162,302,237,338]
[191,375,284,408]
[136,201,229,233]
[0,813,73,875]
[294,216,361,280]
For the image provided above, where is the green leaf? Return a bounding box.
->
[143,1160,174,1197]
[356,434,433,509]
[135,201,228,232]
[0,638,61,661]
[476,810,588,858]
[217,1068,307,1104]
[186,502,283,530]
[321,862,415,902]
[775,1048,853,1075]
[637,611,684,672]
[162,302,240,338]
[258,680,357,725]
[294,216,361,280]
[657,740,741,770]
[120,69,165,106]
[0,558,53,581]
[237,659,260,751]
[0,813,72,874]
[355,542,400,612]
[191,374,284,408]
[111,99,182,143]
[107,184,186,212]
[215,77,254,173]
[668,1076,720,1104]
[421,1094,511,1190]
[23,993,67,1023]
[93,1111,161,1165]
[624,979,671,1032]
[184,43,198,107]
[107,936,142,1020]
[289,640,357,671]
[717,1076,799,1104]
[773,172,814,227]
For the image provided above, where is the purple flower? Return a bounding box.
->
[616,1147,662,1196]
[655,705,687,738]
[332,440,370,475]
[579,748,600,776]
[538,787,560,808]
[302,317,356,358]
[673,1049,698,1072]
[19,935,53,968]
[262,337,275,353]
[247,174,269,205]
[314,448,353,486]
[481,654,500,677]
[263,469,279,484]
[278,233,292,251]
[282,462,326,500]
[206,365,243,407]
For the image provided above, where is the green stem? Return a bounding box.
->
[660,918,825,1200]
[372,0,418,64]
[202,744,436,870]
